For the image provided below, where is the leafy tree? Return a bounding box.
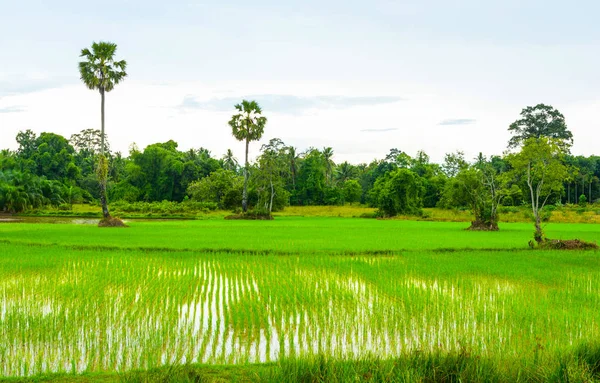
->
[253,138,290,213]
[442,151,468,178]
[16,130,38,160]
[508,104,573,150]
[506,138,568,242]
[409,150,446,208]
[385,148,413,168]
[359,159,396,205]
[342,179,362,204]
[30,133,80,182]
[129,141,186,202]
[79,41,127,219]
[295,149,327,205]
[441,158,511,230]
[187,169,243,209]
[228,100,267,212]
[70,129,108,158]
[370,168,424,217]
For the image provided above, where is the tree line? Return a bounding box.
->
[1,41,598,241]
[1,104,597,221]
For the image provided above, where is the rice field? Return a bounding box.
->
[1,218,600,381]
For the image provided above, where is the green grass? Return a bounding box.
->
[2,218,600,254]
[23,203,600,224]
[1,218,600,381]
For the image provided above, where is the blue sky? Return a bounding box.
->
[1,0,599,163]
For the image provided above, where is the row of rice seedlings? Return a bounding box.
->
[2,248,600,377]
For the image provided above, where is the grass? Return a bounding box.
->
[2,218,600,254]
[1,217,600,381]
[19,203,600,224]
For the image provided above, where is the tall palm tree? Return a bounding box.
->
[79,41,127,219]
[322,147,335,185]
[288,146,299,189]
[228,100,267,212]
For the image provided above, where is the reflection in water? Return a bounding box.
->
[2,254,590,378]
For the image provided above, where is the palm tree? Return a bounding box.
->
[288,146,299,189]
[322,147,335,185]
[222,149,238,172]
[79,41,127,219]
[228,100,267,212]
[335,161,357,184]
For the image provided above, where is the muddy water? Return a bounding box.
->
[0,216,194,224]
[0,216,100,224]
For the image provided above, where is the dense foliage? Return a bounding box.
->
[1,104,599,218]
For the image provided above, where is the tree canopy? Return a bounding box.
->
[507,104,573,150]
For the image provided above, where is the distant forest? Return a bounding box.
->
[1,103,598,219]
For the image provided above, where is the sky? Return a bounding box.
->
[1,0,599,164]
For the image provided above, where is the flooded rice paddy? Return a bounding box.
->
[2,246,600,377]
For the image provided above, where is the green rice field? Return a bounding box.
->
[1,218,600,381]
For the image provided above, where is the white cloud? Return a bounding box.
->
[1,81,598,165]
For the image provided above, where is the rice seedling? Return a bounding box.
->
[1,219,599,381]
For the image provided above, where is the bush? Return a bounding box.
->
[110,200,218,215]
[58,203,72,211]
[370,168,424,217]
[499,206,520,214]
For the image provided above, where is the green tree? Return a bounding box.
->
[187,169,243,209]
[508,104,573,150]
[16,130,38,160]
[506,138,568,242]
[322,147,335,185]
[222,149,238,172]
[70,128,108,158]
[254,138,290,214]
[129,141,186,202]
[296,149,327,205]
[79,41,127,219]
[335,161,357,184]
[370,168,424,217]
[442,151,468,178]
[441,159,510,231]
[342,179,362,204]
[228,100,267,212]
[30,133,80,182]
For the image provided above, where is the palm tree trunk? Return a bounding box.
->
[242,138,249,212]
[99,88,110,219]
[269,178,275,214]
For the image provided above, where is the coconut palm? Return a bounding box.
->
[228,100,267,212]
[335,161,357,184]
[222,149,238,172]
[79,41,127,219]
[322,147,335,185]
[288,146,299,189]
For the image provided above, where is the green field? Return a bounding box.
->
[1,218,600,382]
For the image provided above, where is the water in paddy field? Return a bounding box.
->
[0,216,100,224]
[0,216,189,224]
[1,254,599,377]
